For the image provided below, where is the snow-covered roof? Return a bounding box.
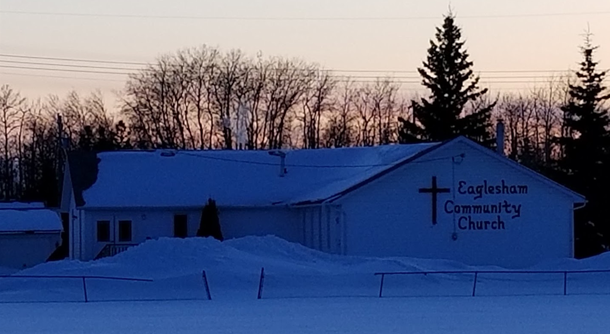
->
[73,142,440,208]
[0,202,45,210]
[0,210,62,233]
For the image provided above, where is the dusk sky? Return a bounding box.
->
[1,0,610,101]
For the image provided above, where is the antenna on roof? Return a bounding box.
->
[268,151,287,177]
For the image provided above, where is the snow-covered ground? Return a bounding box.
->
[2,296,610,334]
[1,236,610,333]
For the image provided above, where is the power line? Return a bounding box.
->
[0,66,563,84]
[178,151,453,168]
[0,65,130,76]
[2,10,610,21]
[0,54,147,66]
[2,65,587,88]
[0,60,571,81]
[0,54,575,75]
[0,54,570,78]
[0,72,126,82]
[0,59,143,71]
[0,71,542,91]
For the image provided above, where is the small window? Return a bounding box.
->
[97,221,110,242]
[174,214,188,238]
[118,220,132,242]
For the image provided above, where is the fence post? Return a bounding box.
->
[82,277,89,303]
[471,272,478,297]
[202,270,212,300]
[257,267,265,300]
[563,272,568,296]
[378,274,385,298]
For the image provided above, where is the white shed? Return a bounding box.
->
[61,136,585,268]
[0,207,63,269]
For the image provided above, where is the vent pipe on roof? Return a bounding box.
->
[496,119,505,156]
[160,149,176,157]
[268,151,287,177]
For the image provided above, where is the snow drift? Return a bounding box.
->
[5,236,610,302]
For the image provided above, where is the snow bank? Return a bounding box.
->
[23,235,610,280]
[8,236,610,302]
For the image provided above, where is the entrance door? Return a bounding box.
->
[94,216,134,259]
[96,217,134,244]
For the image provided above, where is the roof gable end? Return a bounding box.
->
[447,136,586,203]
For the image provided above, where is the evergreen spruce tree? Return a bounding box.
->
[560,32,610,257]
[197,198,224,241]
[398,12,495,146]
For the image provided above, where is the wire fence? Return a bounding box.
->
[2,268,610,303]
[0,272,212,303]
[374,269,610,298]
[255,268,610,299]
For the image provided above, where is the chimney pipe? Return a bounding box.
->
[496,119,505,156]
[268,151,287,177]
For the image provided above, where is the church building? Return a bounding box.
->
[61,136,585,268]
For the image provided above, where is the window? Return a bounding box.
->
[118,220,132,242]
[174,214,188,238]
[97,221,110,242]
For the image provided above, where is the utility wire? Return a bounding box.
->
[0,59,144,71]
[0,54,574,74]
[178,151,453,168]
[0,71,546,91]
[0,54,147,66]
[2,10,610,21]
[0,60,570,80]
[0,66,562,84]
[0,65,129,75]
[0,72,127,82]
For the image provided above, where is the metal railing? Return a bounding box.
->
[95,243,138,259]
[375,269,610,298]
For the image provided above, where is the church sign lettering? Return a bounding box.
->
[457,180,528,199]
[419,177,528,231]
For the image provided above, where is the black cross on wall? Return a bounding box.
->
[419,176,450,225]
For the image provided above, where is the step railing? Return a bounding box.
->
[95,243,138,260]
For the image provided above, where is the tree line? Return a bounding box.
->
[1,12,608,258]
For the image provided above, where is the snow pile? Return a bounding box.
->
[21,235,610,278]
[8,236,610,302]
[22,236,477,279]
[0,209,62,232]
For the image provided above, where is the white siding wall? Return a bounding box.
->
[337,141,575,268]
[80,207,303,260]
[0,233,61,268]
[300,206,344,254]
